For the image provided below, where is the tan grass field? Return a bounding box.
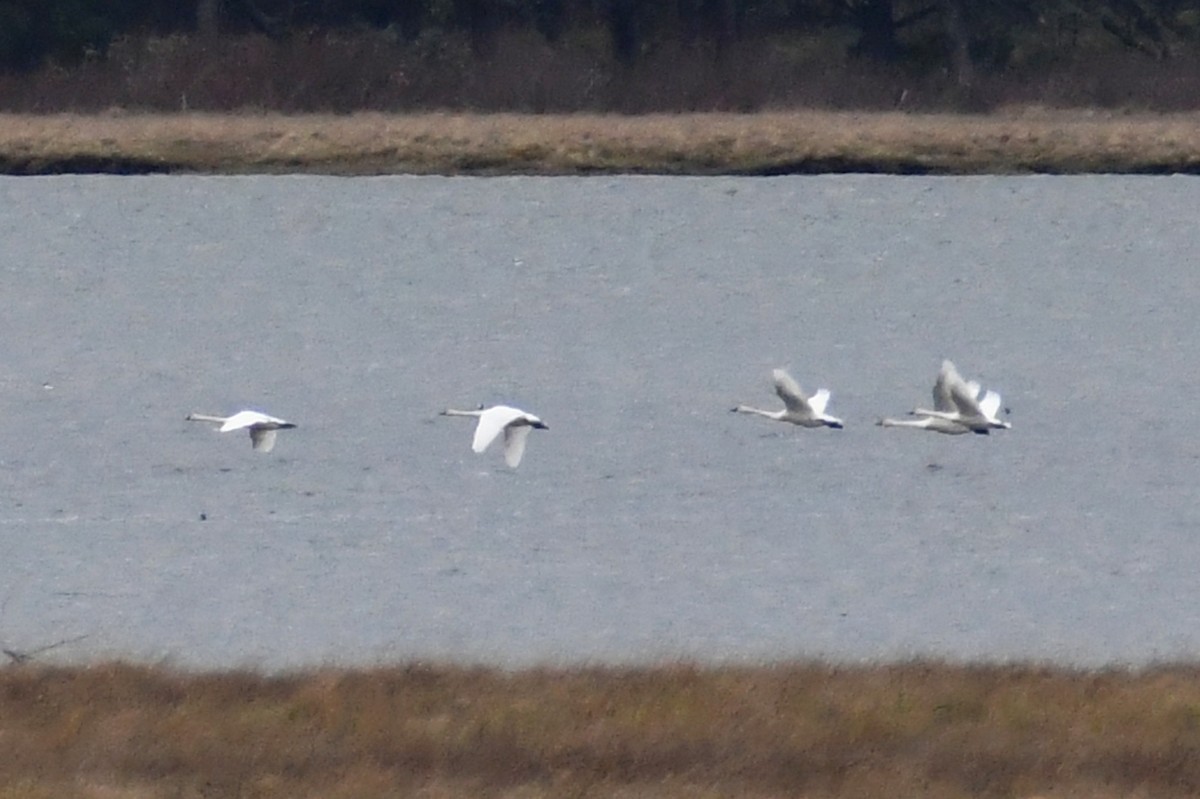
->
[4,660,1200,798]
[2,109,1200,175]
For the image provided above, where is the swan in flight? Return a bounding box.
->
[440,404,549,467]
[731,368,844,429]
[901,360,1011,434]
[185,410,297,453]
[878,360,975,434]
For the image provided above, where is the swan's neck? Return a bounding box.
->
[441,408,484,418]
[733,405,783,420]
[885,415,973,434]
[912,407,960,421]
[186,413,227,424]
[879,416,926,428]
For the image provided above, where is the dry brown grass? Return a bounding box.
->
[2,109,1200,175]
[4,660,1200,798]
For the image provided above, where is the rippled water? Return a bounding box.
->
[1,174,1197,669]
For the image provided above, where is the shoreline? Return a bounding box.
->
[3,109,1200,176]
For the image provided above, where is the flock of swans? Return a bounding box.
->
[184,359,1008,467]
[732,360,1010,436]
[184,403,550,466]
[880,359,1012,434]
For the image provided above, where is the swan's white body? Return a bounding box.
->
[732,369,844,429]
[441,404,549,467]
[186,410,297,452]
[906,360,1011,434]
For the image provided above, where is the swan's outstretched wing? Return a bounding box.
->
[932,361,959,413]
[977,389,1003,420]
[949,381,984,416]
[807,388,832,416]
[772,369,812,415]
[471,405,524,453]
[942,362,985,417]
[503,424,532,467]
[251,428,278,452]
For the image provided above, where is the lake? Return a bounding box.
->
[1,173,1197,670]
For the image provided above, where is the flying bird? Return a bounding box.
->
[440,404,549,467]
[731,368,844,429]
[186,410,297,453]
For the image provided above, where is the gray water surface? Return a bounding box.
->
[1,174,1198,669]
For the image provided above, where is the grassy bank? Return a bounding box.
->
[5,660,1200,798]
[2,110,1200,175]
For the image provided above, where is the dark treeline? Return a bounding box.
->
[2,0,1199,111]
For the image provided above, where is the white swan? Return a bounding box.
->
[878,360,974,435]
[908,360,1011,434]
[731,368,844,429]
[186,410,297,452]
[440,404,549,468]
